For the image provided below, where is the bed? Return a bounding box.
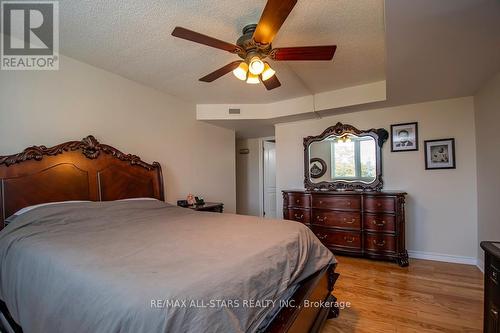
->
[0,135,339,333]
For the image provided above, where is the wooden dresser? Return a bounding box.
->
[481,241,500,333]
[283,190,408,266]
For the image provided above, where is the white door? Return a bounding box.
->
[263,141,277,219]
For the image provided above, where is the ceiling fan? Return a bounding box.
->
[171,0,337,91]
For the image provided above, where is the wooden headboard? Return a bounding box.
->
[0,135,164,229]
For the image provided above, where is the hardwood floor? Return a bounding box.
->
[322,256,484,333]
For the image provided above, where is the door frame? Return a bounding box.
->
[260,137,276,218]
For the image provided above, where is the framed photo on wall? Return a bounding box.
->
[424,138,456,170]
[391,122,418,152]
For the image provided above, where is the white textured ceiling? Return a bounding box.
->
[210,0,500,138]
[59,0,386,103]
[57,0,500,138]
[384,0,500,105]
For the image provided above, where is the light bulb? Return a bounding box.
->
[248,56,265,75]
[246,72,260,84]
[232,62,248,81]
[339,135,351,143]
[261,62,276,81]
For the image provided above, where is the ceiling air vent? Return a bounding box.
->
[229,108,240,114]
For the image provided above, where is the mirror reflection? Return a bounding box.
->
[309,134,377,184]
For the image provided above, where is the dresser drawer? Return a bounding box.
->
[312,227,362,250]
[311,195,361,210]
[287,193,310,208]
[287,208,311,224]
[364,197,396,213]
[363,213,396,233]
[490,262,499,285]
[487,305,499,333]
[364,233,397,253]
[487,261,500,302]
[312,210,361,230]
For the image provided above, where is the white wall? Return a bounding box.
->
[0,55,236,213]
[236,138,261,216]
[275,97,478,261]
[474,71,500,268]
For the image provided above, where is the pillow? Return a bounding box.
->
[12,201,91,217]
[115,197,159,202]
[12,198,158,217]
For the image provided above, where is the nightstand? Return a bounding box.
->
[186,202,224,213]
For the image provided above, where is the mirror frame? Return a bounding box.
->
[304,122,389,191]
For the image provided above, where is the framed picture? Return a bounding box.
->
[391,122,419,152]
[424,138,456,170]
[309,158,327,178]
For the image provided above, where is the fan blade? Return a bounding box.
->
[199,61,242,82]
[172,27,241,53]
[261,74,281,90]
[253,0,297,45]
[271,45,337,61]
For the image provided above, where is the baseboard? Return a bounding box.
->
[476,260,485,273]
[407,250,477,265]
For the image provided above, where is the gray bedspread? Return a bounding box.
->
[0,200,334,333]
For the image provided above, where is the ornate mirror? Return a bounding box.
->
[304,122,389,191]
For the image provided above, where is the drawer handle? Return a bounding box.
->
[343,236,355,243]
[319,200,323,204]
[296,199,300,204]
[294,213,304,220]
[317,234,328,241]
[372,220,386,227]
[316,216,328,223]
[492,269,498,283]
[346,201,351,206]
[376,202,382,207]
[343,217,356,224]
[373,240,386,247]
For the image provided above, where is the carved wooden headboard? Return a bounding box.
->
[0,136,164,229]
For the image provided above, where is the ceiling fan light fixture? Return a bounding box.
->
[171,0,336,91]
[232,62,248,81]
[248,56,265,75]
[246,72,260,84]
[261,63,276,81]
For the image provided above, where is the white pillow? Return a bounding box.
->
[115,197,159,202]
[11,198,159,218]
[13,201,91,217]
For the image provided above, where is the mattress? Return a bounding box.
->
[0,200,335,333]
